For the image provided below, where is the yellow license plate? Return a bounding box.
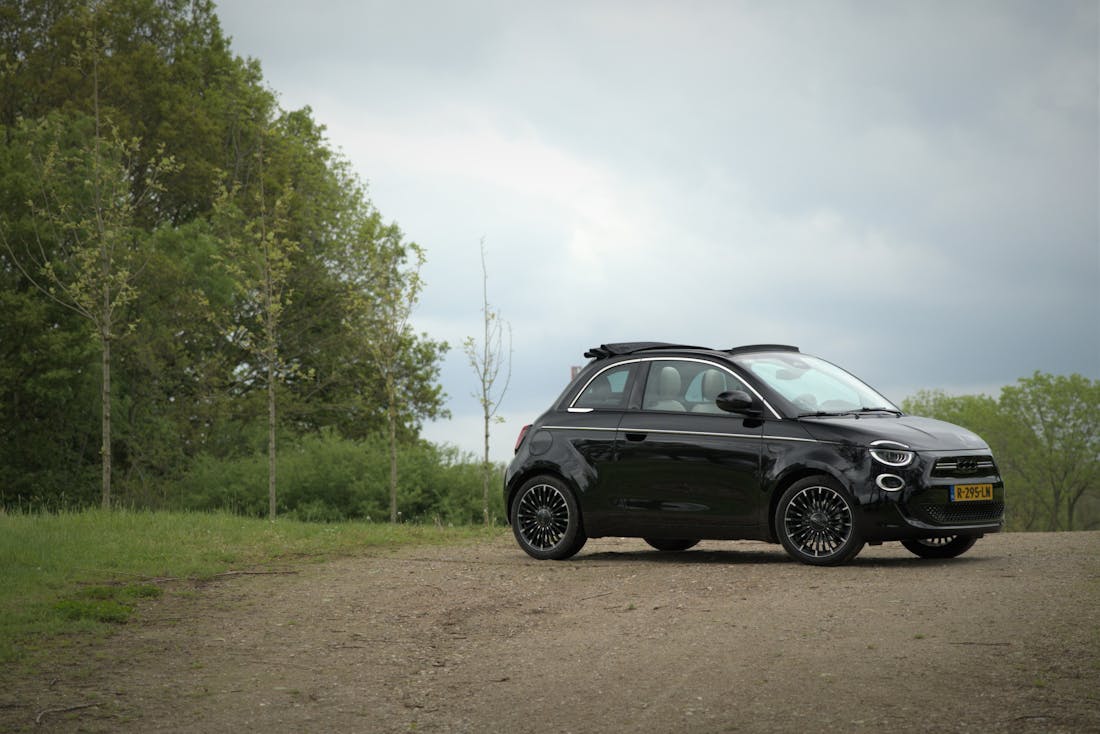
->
[952,483,994,502]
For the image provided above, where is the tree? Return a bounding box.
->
[266,110,449,445]
[0,284,100,505]
[111,219,236,506]
[903,389,1044,529]
[356,233,429,523]
[0,0,247,223]
[999,373,1100,531]
[1,0,257,508]
[215,126,299,521]
[463,239,511,525]
[1,24,177,507]
[903,373,1100,531]
[0,0,452,516]
[296,174,449,521]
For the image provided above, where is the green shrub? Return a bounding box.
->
[287,498,346,523]
[171,431,506,524]
[176,452,268,516]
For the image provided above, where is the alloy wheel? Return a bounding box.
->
[782,484,854,559]
[516,483,571,551]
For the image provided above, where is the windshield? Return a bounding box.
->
[733,352,898,416]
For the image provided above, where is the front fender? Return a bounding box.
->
[761,440,868,538]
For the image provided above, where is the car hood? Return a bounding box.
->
[798,414,989,451]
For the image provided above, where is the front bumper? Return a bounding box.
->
[853,449,1006,541]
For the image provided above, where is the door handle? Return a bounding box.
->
[625,432,647,442]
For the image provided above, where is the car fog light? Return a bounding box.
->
[876,474,905,492]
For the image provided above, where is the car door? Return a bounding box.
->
[613,359,764,536]
[545,361,639,535]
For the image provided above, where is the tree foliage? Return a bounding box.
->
[903,373,1100,531]
[2,67,178,507]
[0,0,452,518]
[214,126,300,520]
[176,431,500,525]
[352,236,440,522]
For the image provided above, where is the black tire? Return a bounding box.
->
[775,476,864,566]
[901,535,978,559]
[511,476,587,560]
[644,538,699,552]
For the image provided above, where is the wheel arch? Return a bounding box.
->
[505,464,583,525]
[765,464,851,542]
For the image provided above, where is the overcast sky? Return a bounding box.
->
[215,1,1099,462]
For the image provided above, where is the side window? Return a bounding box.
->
[643,361,690,412]
[686,367,739,413]
[573,365,632,409]
[645,360,742,413]
[686,368,730,401]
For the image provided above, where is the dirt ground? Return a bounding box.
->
[4,531,1099,733]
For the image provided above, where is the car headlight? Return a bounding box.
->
[869,440,914,467]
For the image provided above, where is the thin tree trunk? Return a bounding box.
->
[480,246,491,525]
[482,416,490,526]
[95,38,110,511]
[259,131,277,522]
[265,267,276,521]
[101,325,111,509]
[1046,481,1063,531]
[268,355,276,521]
[388,388,398,523]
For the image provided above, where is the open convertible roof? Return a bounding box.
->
[583,342,800,360]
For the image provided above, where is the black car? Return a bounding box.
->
[504,342,1005,566]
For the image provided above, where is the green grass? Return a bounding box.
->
[0,509,501,668]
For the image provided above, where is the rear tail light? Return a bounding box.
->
[514,424,532,453]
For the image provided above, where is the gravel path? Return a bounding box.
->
[7,531,1100,733]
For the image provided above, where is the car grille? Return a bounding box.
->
[920,501,1005,525]
[931,455,998,478]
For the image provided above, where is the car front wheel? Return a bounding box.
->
[901,536,978,559]
[775,476,864,566]
[511,476,587,560]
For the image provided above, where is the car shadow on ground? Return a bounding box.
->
[572,546,994,568]
[576,547,791,565]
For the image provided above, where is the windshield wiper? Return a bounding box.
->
[797,407,902,418]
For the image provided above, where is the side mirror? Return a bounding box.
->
[715,390,760,416]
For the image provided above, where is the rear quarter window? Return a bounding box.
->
[573,365,632,409]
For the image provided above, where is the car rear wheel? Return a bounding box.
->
[511,476,587,560]
[901,535,978,559]
[775,476,864,566]
[644,538,699,552]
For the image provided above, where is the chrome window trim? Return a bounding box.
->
[569,356,782,420]
[569,361,636,412]
[567,407,594,413]
[541,425,619,433]
[542,425,824,444]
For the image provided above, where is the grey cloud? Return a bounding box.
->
[216,0,1098,461]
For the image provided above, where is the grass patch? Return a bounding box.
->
[51,584,165,625]
[54,598,133,624]
[0,509,502,670]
